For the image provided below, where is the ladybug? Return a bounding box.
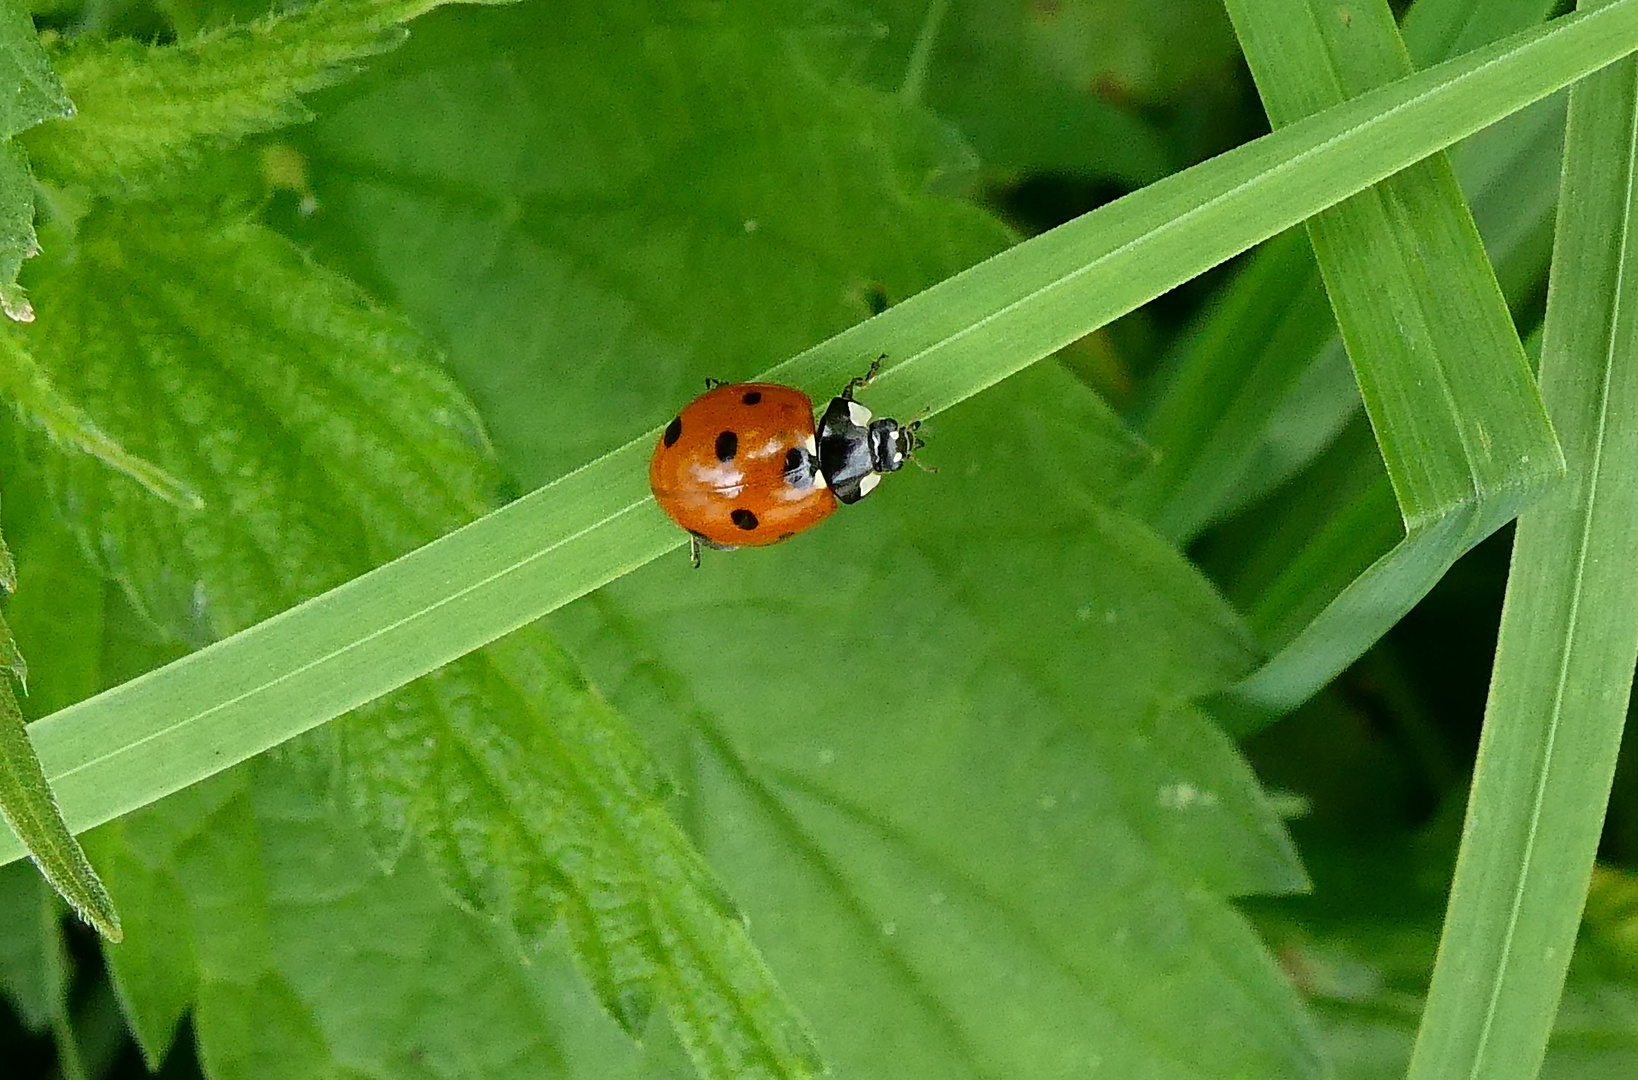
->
[650,357,922,565]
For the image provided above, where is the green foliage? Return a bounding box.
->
[24,0,508,197]
[0,0,70,318]
[0,332,200,508]
[0,0,1636,1079]
[1408,4,1638,1074]
[6,199,821,1075]
[0,463,122,941]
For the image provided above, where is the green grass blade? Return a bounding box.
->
[5,1,1638,863]
[1229,0,1553,522]
[1215,0,1563,719]
[1406,9,1638,1078]
[1124,0,1560,546]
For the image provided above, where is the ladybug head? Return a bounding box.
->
[867,417,923,474]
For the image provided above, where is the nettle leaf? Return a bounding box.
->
[0,330,201,508]
[299,0,1013,486]
[834,0,1177,184]
[22,0,511,198]
[0,487,121,940]
[0,859,67,1034]
[17,203,819,1078]
[86,754,637,1080]
[0,0,71,320]
[553,367,1315,1080]
[3,499,690,1078]
[301,4,1320,1076]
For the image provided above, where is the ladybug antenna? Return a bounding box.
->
[902,414,937,474]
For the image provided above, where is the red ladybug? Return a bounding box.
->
[650,358,921,565]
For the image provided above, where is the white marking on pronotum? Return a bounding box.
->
[857,473,881,497]
[813,470,828,489]
[847,401,872,426]
[803,433,817,453]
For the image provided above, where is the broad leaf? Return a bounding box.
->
[0,0,69,320]
[23,0,512,198]
[11,202,819,1078]
[88,755,655,1080]
[0,487,119,940]
[303,10,1318,1075]
[0,331,200,508]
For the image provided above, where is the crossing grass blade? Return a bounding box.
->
[1210,0,1563,725]
[1407,8,1638,1077]
[1124,0,1561,549]
[7,0,1638,861]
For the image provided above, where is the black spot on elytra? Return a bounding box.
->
[731,508,759,531]
[663,416,682,447]
[715,431,738,461]
[742,390,762,405]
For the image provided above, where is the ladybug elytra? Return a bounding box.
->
[649,358,921,565]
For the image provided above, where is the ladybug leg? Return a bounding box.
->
[704,377,728,390]
[689,533,702,568]
[840,353,888,401]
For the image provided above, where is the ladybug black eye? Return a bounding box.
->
[783,448,806,473]
[663,417,682,447]
[742,391,762,405]
[715,431,738,461]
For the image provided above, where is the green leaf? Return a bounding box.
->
[22,0,511,197]
[7,200,820,1079]
[310,18,1313,1072]
[0,0,71,138]
[9,0,1638,869]
[0,329,201,509]
[0,859,68,1032]
[88,749,688,1080]
[840,0,1181,185]
[0,615,121,940]
[1406,5,1638,1076]
[299,2,1010,485]
[0,477,121,941]
[0,0,71,322]
[551,366,1316,1080]
[0,141,39,322]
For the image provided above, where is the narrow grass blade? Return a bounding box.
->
[1218,0,1559,727]
[1407,11,1638,1079]
[1228,0,1551,521]
[6,1,1638,861]
[1214,0,1563,720]
[1125,0,1561,546]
